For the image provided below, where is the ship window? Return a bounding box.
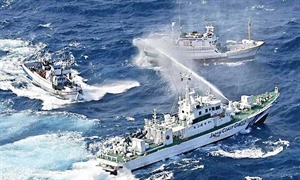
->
[194,126,196,129]
[216,105,220,110]
[199,111,202,115]
[212,107,215,111]
[205,109,208,113]
[182,110,184,113]
[201,123,203,126]
[205,122,206,125]
[209,108,211,111]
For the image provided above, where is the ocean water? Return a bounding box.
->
[0,0,299,179]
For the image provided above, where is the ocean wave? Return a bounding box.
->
[245,176,262,180]
[1,0,16,9]
[208,139,289,159]
[0,132,126,180]
[0,0,298,179]
[279,36,300,52]
[0,39,140,110]
[0,106,97,145]
[38,23,52,28]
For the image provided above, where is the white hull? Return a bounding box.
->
[226,41,265,59]
[22,64,82,100]
[98,103,271,171]
[135,38,264,62]
[97,72,279,175]
[186,50,227,60]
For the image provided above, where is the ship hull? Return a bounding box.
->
[226,41,264,59]
[98,102,272,173]
[135,38,264,62]
[184,49,227,61]
[125,107,270,171]
[22,63,82,100]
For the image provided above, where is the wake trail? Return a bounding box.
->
[0,39,140,110]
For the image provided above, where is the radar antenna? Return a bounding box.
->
[180,72,192,105]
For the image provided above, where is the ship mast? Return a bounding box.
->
[180,73,191,106]
[178,1,182,34]
[152,108,157,124]
[248,18,251,40]
[171,22,176,39]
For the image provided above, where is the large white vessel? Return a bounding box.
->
[97,73,279,174]
[140,20,264,61]
[21,51,83,100]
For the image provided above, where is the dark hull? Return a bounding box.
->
[254,113,269,125]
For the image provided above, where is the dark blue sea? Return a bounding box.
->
[0,0,299,179]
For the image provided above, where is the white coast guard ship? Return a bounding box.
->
[97,74,279,174]
[21,51,83,100]
[140,20,264,61]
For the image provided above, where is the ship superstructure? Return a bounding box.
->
[138,20,264,61]
[22,51,83,100]
[97,73,279,174]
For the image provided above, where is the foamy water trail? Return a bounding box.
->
[0,39,139,110]
[75,73,140,102]
[133,37,229,101]
[0,104,136,180]
[208,139,289,159]
[219,59,254,67]
[0,131,135,180]
[41,78,139,110]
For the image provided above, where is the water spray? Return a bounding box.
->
[140,39,229,101]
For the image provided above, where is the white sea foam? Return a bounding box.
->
[146,171,174,180]
[151,164,166,173]
[264,138,290,147]
[126,116,135,121]
[245,176,262,180]
[1,0,15,8]
[0,39,30,50]
[0,130,135,180]
[0,104,133,180]
[69,41,81,48]
[219,59,254,67]
[0,132,86,177]
[220,61,246,67]
[39,23,52,28]
[240,127,252,134]
[210,146,284,159]
[208,139,289,159]
[0,108,97,144]
[191,165,204,171]
[265,8,275,11]
[0,39,139,110]
[250,5,265,11]
[80,80,140,101]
